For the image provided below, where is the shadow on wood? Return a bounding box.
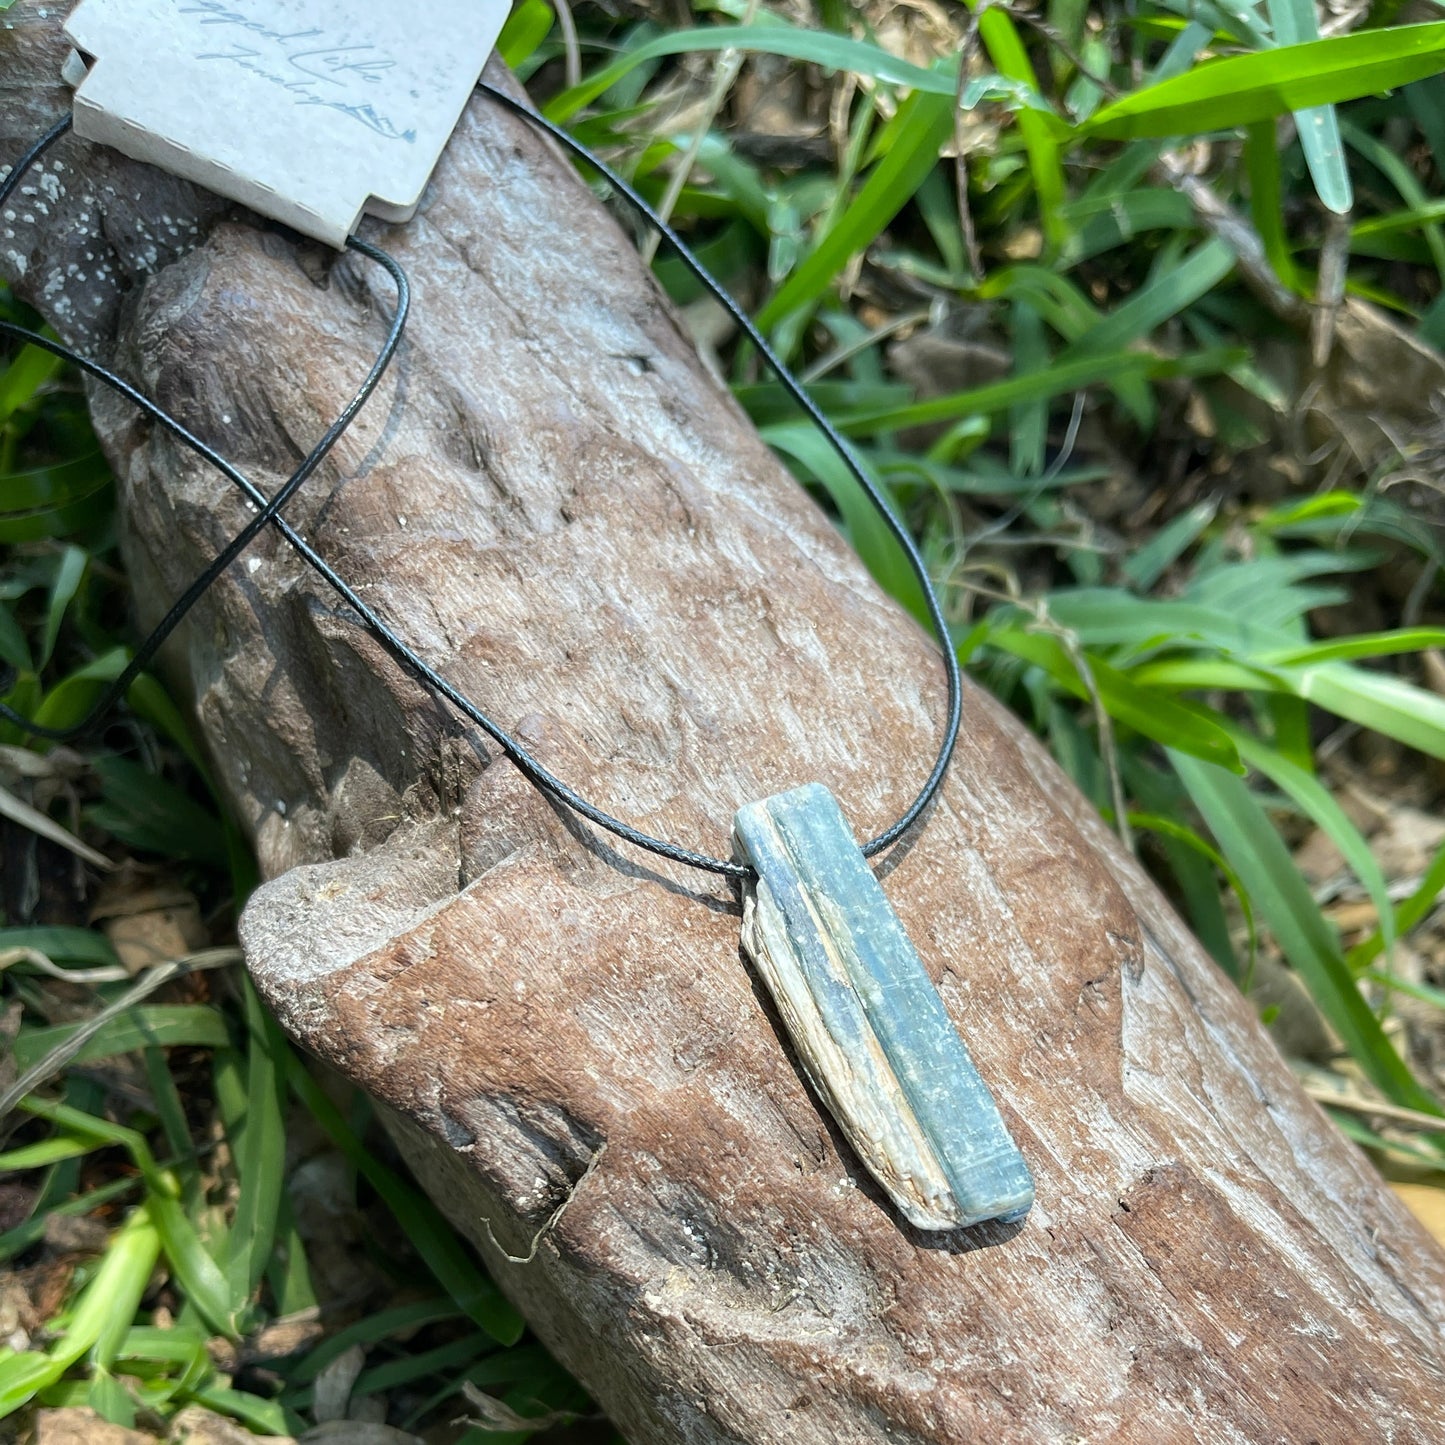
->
[3,11,1444,1442]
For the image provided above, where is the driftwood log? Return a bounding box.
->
[6,8,1445,1441]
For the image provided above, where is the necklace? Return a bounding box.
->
[0,83,1032,1233]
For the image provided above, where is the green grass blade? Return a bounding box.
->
[1084,23,1445,140]
[38,545,86,670]
[51,1204,162,1376]
[1009,300,1048,475]
[266,1195,318,1317]
[0,926,121,967]
[756,90,955,332]
[1168,751,1440,1114]
[545,22,951,123]
[1350,838,1445,971]
[0,343,62,425]
[0,1352,64,1414]
[1225,723,1394,958]
[761,422,926,620]
[497,0,554,69]
[186,1381,297,1437]
[287,1300,464,1387]
[1122,499,1217,590]
[1265,0,1351,213]
[837,347,1245,435]
[973,6,1069,247]
[287,1059,524,1346]
[1288,664,1445,761]
[1056,237,1237,360]
[1342,119,1445,285]
[225,980,289,1314]
[0,1136,97,1171]
[13,1006,229,1072]
[1245,121,1301,287]
[985,626,1244,770]
[1259,627,1445,665]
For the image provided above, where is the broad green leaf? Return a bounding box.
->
[1084,23,1445,140]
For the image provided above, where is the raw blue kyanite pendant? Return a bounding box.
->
[732,783,1033,1231]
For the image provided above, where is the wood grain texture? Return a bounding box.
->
[4,7,1445,1440]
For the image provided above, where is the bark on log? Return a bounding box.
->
[5,9,1445,1441]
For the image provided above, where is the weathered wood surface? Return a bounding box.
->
[5,7,1445,1441]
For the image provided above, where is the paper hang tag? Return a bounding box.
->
[62,0,513,249]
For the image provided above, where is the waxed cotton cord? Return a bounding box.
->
[0,86,963,880]
[0,115,414,744]
[471,83,963,863]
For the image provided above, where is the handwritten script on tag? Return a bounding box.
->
[65,0,512,247]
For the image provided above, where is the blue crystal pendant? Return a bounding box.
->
[732,783,1033,1231]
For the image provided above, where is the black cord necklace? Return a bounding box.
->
[0,93,959,881]
[0,82,1031,1233]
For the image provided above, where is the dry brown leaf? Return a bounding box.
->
[168,1405,293,1445]
[90,866,208,975]
[33,1407,158,1445]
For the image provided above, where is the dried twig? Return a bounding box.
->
[1312,208,1352,369]
[479,1140,609,1265]
[640,0,761,266]
[0,946,241,1121]
[1153,148,1311,329]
